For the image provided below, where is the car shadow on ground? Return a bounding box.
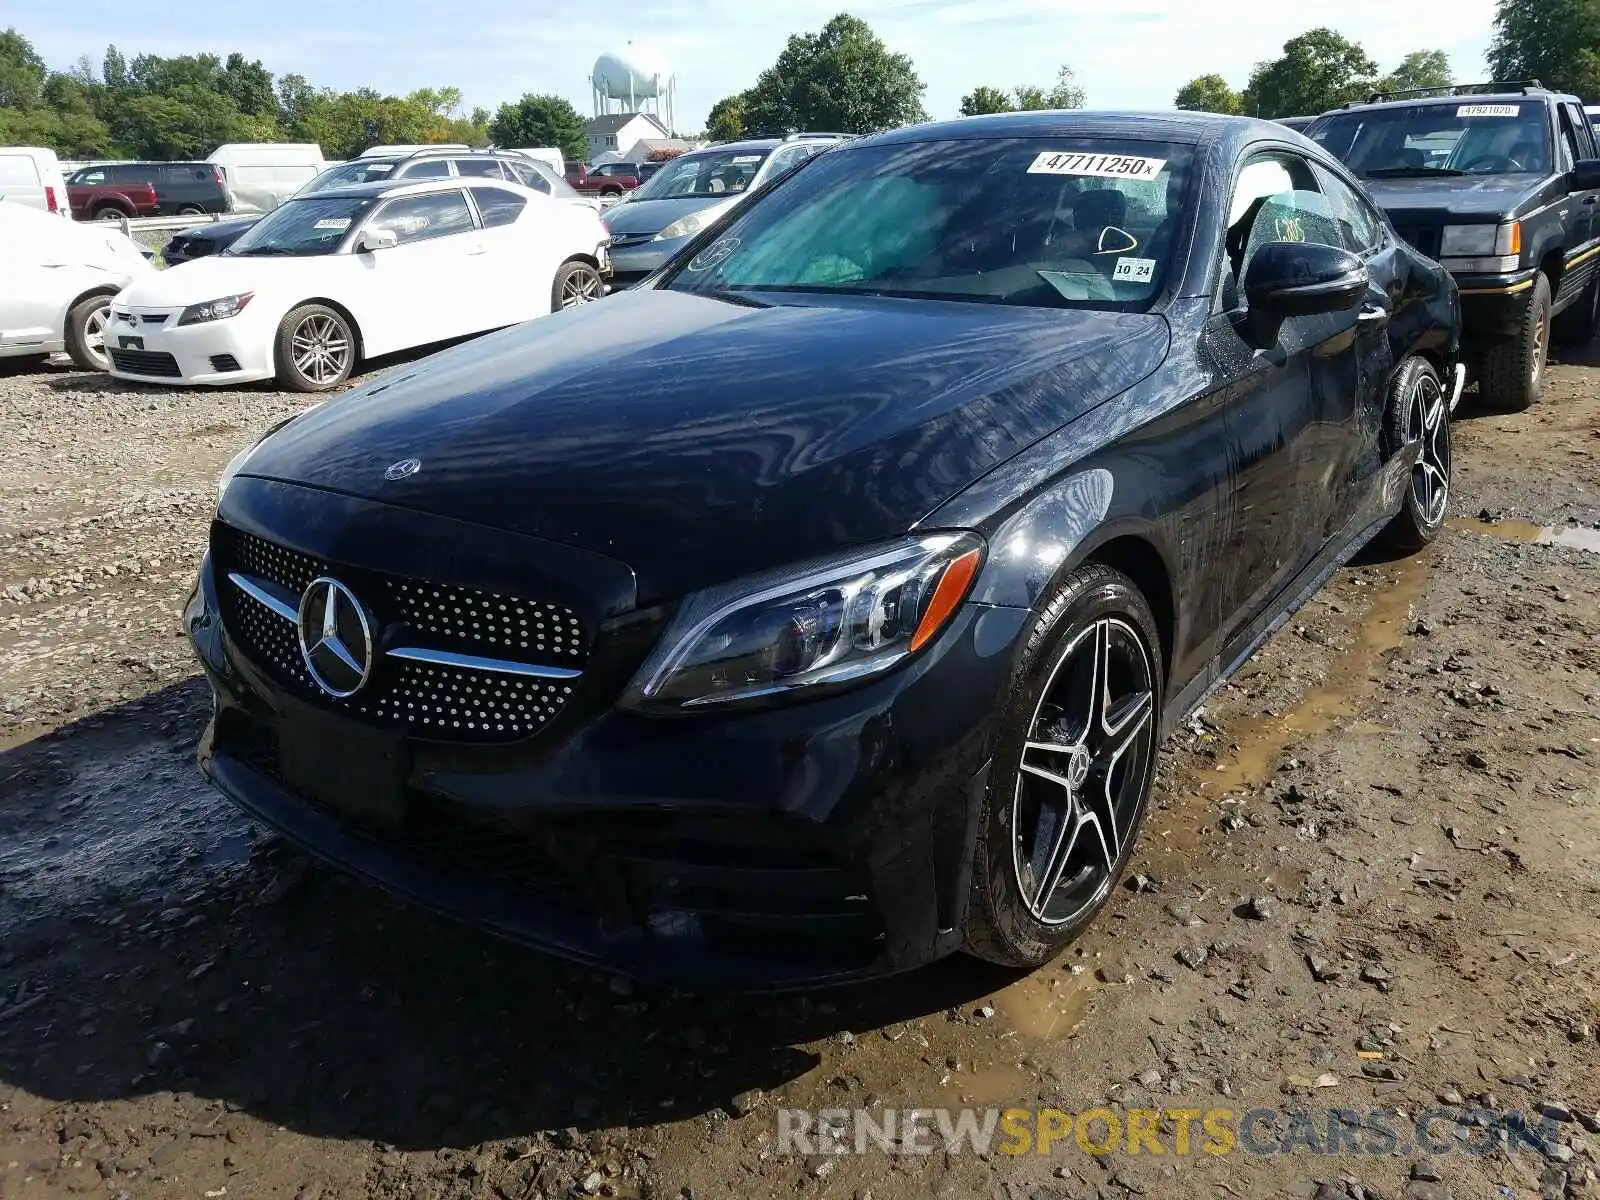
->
[0,682,1023,1150]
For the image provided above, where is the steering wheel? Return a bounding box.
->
[1462,155,1524,173]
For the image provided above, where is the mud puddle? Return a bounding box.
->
[1450,515,1600,552]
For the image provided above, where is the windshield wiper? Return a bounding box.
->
[1363,166,1465,177]
[229,246,299,256]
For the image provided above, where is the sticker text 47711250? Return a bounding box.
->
[1027,152,1167,180]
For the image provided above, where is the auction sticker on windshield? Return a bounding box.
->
[314,218,352,231]
[1028,152,1166,179]
[1456,104,1520,117]
[1113,257,1157,283]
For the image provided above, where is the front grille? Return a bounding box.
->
[219,711,881,967]
[140,313,168,326]
[210,354,241,372]
[213,523,587,743]
[109,349,181,377]
[608,232,657,248]
[1394,224,1443,259]
[182,238,214,256]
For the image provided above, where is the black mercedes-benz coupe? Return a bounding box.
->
[186,112,1461,988]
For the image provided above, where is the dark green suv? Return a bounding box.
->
[1309,82,1600,410]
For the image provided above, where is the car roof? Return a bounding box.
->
[860,109,1290,151]
[1321,87,1578,117]
[287,177,535,201]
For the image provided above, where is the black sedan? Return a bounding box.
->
[185,112,1461,988]
[163,216,259,264]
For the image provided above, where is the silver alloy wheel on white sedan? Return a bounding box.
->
[81,302,111,370]
[1011,616,1157,926]
[560,265,604,309]
[290,313,352,386]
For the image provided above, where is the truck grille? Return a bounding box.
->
[212,523,588,743]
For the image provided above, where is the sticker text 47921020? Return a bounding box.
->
[1027,152,1167,180]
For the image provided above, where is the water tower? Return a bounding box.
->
[591,43,676,133]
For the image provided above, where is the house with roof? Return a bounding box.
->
[584,113,670,165]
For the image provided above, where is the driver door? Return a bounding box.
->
[345,189,483,355]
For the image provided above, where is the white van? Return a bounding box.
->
[359,143,471,158]
[511,147,566,176]
[0,147,69,217]
[206,143,325,214]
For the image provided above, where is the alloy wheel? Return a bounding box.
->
[290,314,351,385]
[561,267,603,309]
[1532,302,1548,388]
[1407,369,1450,525]
[83,303,110,370]
[1011,616,1156,926]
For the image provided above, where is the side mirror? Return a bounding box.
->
[355,227,398,253]
[1241,240,1368,345]
[1572,158,1600,190]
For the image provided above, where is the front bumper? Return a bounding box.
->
[186,484,1026,988]
[606,237,683,288]
[1451,267,1537,339]
[105,303,273,386]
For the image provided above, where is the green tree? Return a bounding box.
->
[1242,27,1379,118]
[488,93,586,160]
[0,27,47,109]
[1490,0,1600,96]
[220,52,279,118]
[1382,49,1453,93]
[740,13,927,136]
[706,94,746,140]
[1175,73,1244,113]
[1012,64,1086,110]
[959,85,1013,115]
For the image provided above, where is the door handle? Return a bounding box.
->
[1356,304,1391,327]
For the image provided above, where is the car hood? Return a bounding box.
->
[177,216,259,242]
[603,195,735,236]
[242,289,1170,602]
[1361,174,1544,221]
[118,252,318,304]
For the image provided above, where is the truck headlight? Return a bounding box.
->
[1440,222,1520,257]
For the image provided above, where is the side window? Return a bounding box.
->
[1220,153,1341,307]
[1565,103,1597,160]
[73,168,107,185]
[1312,163,1385,254]
[765,146,808,179]
[1556,108,1579,172]
[453,158,504,178]
[508,160,553,194]
[401,159,451,180]
[472,187,528,228]
[366,190,475,245]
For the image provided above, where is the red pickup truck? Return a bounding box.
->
[564,162,641,197]
[67,175,159,221]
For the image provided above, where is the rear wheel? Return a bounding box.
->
[1381,357,1451,552]
[65,293,114,372]
[1552,271,1600,346]
[176,203,206,216]
[274,304,355,392]
[963,563,1162,969]
[551,260,604,312]
[92,206,127,221]
[1479,271,1549,411]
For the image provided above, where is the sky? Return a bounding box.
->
[9,0,1499,131]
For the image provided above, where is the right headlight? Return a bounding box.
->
[1440,221,1520,257]
[216,403,323,502]
[621,532,986,712]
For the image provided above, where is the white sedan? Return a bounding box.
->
[107,177,612,391]
[0,199,152,371]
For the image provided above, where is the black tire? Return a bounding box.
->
[551,260,604,312]
[1479,272,1550,411]
[1381,357,1452,552]
[176,204,206,216]
[1552,271,1600,346]
[92,206,128,221]
[599,186,622,198]
[963,563,1163,969]
[274,303,356,392]
[64,293,114,372]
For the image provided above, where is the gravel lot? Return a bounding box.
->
[0,349,1596,1200]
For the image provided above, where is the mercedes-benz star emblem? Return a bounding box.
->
[296,577,375,698]
[384,457,421,481]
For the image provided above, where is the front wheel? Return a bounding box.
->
[551,260,604,312]
[65,293,113,371]
[963,563,1162,969]
[274,304,356,392]
[1479,271,1550,411]
[1381,356,1452,552]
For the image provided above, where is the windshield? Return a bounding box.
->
[665,137,1192,311]
[226,195,376,256]
[630,148,772,200]
[299,160,401,193]
[1310,101,1552,177]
